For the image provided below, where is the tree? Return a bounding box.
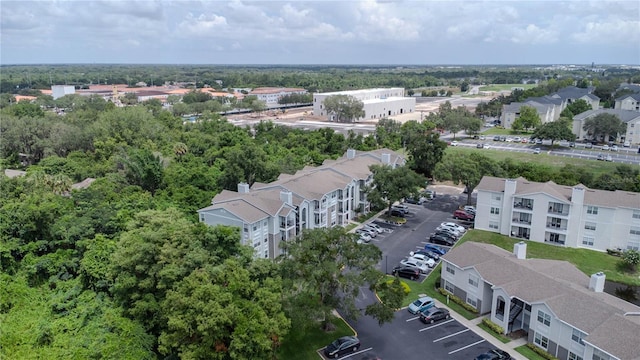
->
[365,164,425,213]
[405,132,447,179]
[375,118,402,149]
[120,149,165,195]
[434,152,502,204]
[322,95,365,123]
[621,249,640,272]
[559,99,592,120]
[531,121,576,145]
[280,228,396,331]
[218,142,279,190]
[513,106,541,131]
[582,113,626,143]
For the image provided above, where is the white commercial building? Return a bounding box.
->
[51,85,75,99]
[313,88,415,121]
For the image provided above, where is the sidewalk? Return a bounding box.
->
[433,298,528,360]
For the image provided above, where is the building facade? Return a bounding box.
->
[249,87,308,106]
[441,241,640,360]
[313,88,415,121]
[474,176,640,252]
[51,85,75,99]
[615,94,640,112]
[197,149,405,259]
[572,109,640,145]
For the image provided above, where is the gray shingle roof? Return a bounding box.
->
[573,109,640,124]
[442,242,640,360]
[616,93,640,101]
[551,86,597,101]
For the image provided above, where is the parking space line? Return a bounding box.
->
[406,316,421,322]
[418,318,455,331]
[338,347,373,359]
[448,339,485,354]
[433,328,469,342]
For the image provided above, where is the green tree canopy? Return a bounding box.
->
[532,120,576,145]
[366,164,426,212]
[512,106,541,131]
[434,152,503,204]
[322,94,365,123]
[582,113,626,142]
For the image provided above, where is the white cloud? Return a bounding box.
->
[177,13,228,35]
[510,24,559,44]
[571,18,640,44]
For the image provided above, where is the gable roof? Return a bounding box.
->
[443,242,640,359]
[551,86,597,101]
[476,176,640,209]
[616,93,640,101]
[573,109,640,123]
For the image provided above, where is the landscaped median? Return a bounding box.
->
[277,315,355,360]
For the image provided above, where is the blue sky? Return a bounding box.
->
[2,0,639,65]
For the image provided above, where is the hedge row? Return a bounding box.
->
[526,343,559,360]
[481,318,504,335]
[437,288,478,313]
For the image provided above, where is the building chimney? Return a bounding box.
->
[571,186,585,207]
[589,272,606,293]
[347,148,356,159]
[280,190,293,205]
[514,241,527,260]
[381,153,391,165]
[237,182,250,193]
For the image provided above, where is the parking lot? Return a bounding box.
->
[327,190,515,360]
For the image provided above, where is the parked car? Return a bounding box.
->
[513,136,521,142]
[407,296,435,314]
[474,348,512,360]
[476,143,484,149]
[429,234,455,246]
[479,135,486,140]
[424,243,448,255]
[533,147,541,154]
[483,143,491,149]
[423,189,436,199]
[602,144,610,151]
[391,265,420,280]
[605,155,613,162]
[435,230,459,241]
[597,153,605,161]
[410,249,440,261]
[493,136,500,141]
[404,196,424,205]
[623,141,631,147]
[399,258,430,273]
[356,228,377,238]
[440,222,466,233]
[611,145,619,151]
[569,141,575,147]
[407,253,436,267]
[449,141,459,146]
[386,209,405,217]
[585,142,593,149]
[453,209,475,221]
[364,223,383,233]
[419,306,450,324]
[392,204,410,214]
[357,233,372,243]
[500,136,507,141]
[463,205,476,215]
[324,336,361,358]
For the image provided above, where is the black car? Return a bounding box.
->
[391,265,420,280]
[474,349,512,360]
[411,249,439,261]
[404,196,423,205]
[324,336,361,358]
[476,143,484,149]
[386,209,405,217]
[429,234,454,246]
[435,230,458,242]
[419,306,450,324]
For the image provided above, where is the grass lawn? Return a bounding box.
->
[460,230,640,286]
[277,315,355,360]
[444,147,620,178]
[479,84,538,92]
[400,264,478,320]
[515,345,548,360]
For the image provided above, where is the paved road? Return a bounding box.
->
[330,192,505,360]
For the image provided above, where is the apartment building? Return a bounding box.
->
[197,149,405,259]
[249,87,307,105]
[572,109,640,145]
[474,176,640,252]
[441,241,640,360]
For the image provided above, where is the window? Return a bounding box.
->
[628,241,640,251]
[584,222,596,231]
[534,332,549,350]
[587,206,598,215]
[633,211,640,220]
[491,207,500,215]
[468,274,479,287]
[492,194,502,201]
[571,328,585,345]
[592,348,611,360]
[630,227,640,236]
[466,295,477,307]
[253,224,257,231]
[489,221,499,230]
[446,264,455,275]
[537,310,551,326]
[568,352,583,360]
[444,280,454,294]
[582,237,594,246]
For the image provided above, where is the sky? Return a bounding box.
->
[1,0,639,65]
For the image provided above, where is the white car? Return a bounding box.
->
[400,258,430,273]
[440,222,466,233]
[450,141,459,146]
[356,228,376,238]
[611,145,618,152]
[408,253,436,268]
[623,141,630,147]
[602,144,610,151]
[392,204,410,214]
[462,206,476,215]
[358,233,372,243]
[436,226,462,238]
[364,223,383,233]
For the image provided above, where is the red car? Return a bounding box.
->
[453,209,474,221]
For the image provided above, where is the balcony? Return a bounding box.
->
[512,218,532,225]
[513,199,534,210]
[546,222,567,231]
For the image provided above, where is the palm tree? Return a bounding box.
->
[173,142,188,158]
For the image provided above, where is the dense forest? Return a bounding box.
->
[2,66,640,359]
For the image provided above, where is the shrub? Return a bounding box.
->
[526,343,559,360]
[481,318,504,335]
[437,288,478,313]
[387,278,411,295]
